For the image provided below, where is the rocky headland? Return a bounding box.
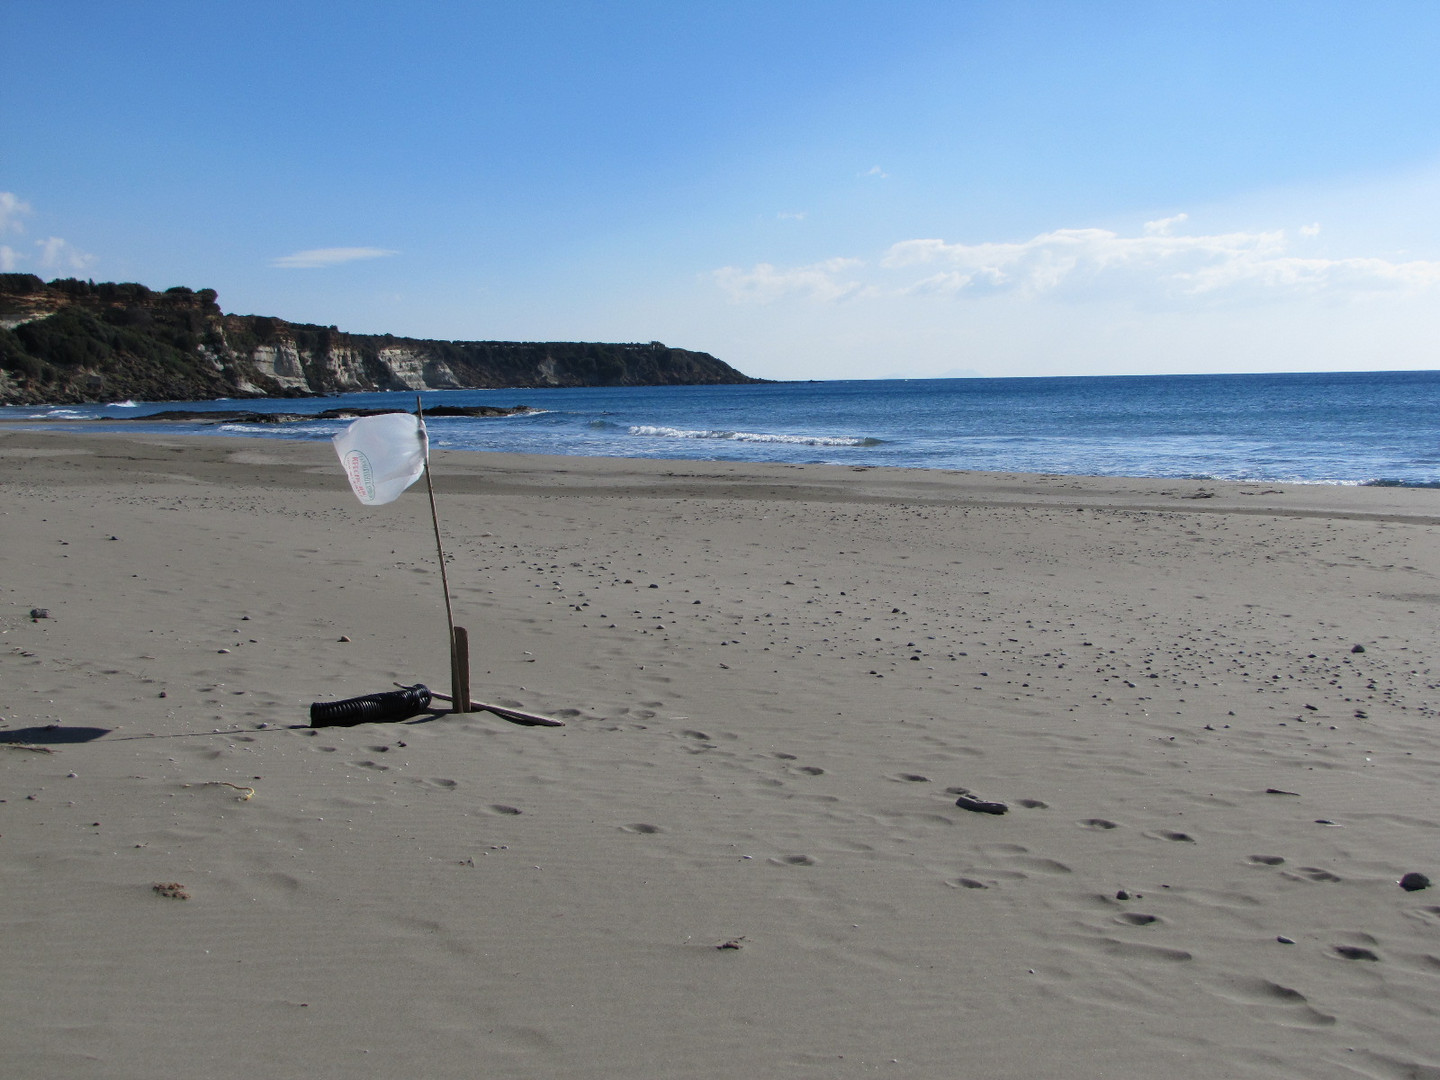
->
[0,275,762,405]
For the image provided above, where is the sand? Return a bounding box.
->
[2,426,1439,1079]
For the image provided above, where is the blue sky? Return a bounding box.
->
[4,1,1439,380]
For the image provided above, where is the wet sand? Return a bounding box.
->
[3,427,1439,1079]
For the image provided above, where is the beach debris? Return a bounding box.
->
[715,937,746,951]
[28,608,49,620]
[1277,936,1296,945]
[1399,872,1431,892]
[152,882,191,900]
[183,781,255,801]
[954,789,1009,815]
[413,685,566,727]
[1266,788,1301,796]
[310,685,433,727]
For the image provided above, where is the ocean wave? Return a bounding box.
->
[108,400,140,408]
[629,425,882,447]
[217,422,337,436]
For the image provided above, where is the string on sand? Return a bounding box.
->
[184,781,255,801]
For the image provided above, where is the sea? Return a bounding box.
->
[4,370,1439,487]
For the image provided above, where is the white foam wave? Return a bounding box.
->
[629,425,879,447]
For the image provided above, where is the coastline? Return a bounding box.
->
[4,428,1439,1078]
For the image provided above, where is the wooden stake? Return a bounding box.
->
[417,395,467,713]
[452,625,472,718]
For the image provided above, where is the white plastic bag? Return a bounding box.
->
[332,412,428,505]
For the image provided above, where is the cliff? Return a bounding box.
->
[0,275,762,405]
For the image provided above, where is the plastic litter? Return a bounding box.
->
[309,684,432,727]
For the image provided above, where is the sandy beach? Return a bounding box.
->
[3,426,1438,1079]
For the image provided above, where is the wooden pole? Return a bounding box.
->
[417,396,469,713]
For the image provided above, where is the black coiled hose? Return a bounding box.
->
[309,684,432,728]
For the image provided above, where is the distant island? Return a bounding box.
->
[0,275,763,405]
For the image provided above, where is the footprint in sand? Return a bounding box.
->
[1010,856,1073,875]
[945,877,990,890]
[1080,818,1119,830]
[1017,799,1048,809]
[620,823,663,834]
[407,777,457,790]
[1085,938,1192,963]
[1248,854,1286,866]
[1287,867,1342,883]
[488,804,523,816]
[1210,976,1337,1027]
[1145,829,1195,843]
[769,854,817,866]
[892,773,931,783]
[1333,945,1380,961]
[793,766,825,776]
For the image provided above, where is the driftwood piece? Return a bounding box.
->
[402,685,566,727]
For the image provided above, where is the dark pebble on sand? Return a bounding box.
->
[955,794,1008,815]
[1351,644,1365,653]
[1399,872,1431,892]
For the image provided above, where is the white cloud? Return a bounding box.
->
[1,191,31,235]
[880,219,1440,302]
[713,257,864,304]
[34,236,98,273]
[861,165,888,179]
[1144,213,1188,236]
[777,210,807,221]
[1299,223,1322,237]
[271,246,399,269]
[711,217,1440,317]
[0,193,97,274]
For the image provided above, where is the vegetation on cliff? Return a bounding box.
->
[0,275,762,405]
